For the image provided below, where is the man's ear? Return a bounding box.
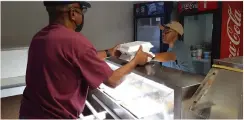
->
[69,8,76,21]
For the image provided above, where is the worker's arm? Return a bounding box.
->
[74,43,150,89]
[154,52,176,62]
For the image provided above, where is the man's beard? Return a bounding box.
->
[80,14,84,31]
[75,15,84,32]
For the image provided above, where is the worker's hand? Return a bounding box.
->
[133,46,153,65]
[108,44,122,58]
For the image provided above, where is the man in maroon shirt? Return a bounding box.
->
[19,1,151,119]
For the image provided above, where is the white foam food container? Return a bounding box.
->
[119,52,155,62]
[118,41,154,54]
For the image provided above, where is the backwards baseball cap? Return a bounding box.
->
[43,1,91,8]
[159,21,184,36]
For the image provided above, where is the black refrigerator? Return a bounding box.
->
[133,2,174,53]
[177,1,243,75]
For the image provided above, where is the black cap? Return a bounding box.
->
[43,1,91,8]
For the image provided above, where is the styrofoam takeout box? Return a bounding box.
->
[119,52,155,62]
[117,41,155,62]
[118,41,154,55]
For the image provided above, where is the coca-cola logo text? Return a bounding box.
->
[226,5,242,57]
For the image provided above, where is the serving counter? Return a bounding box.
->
[87,57,204,119]
[86,56,243,119]
[1,46,242,119]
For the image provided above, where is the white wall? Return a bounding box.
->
[82,2,134,50]
[1,2,48,49]
[1,2,134,85]
[1,48,28,79]
[1,1,134,50]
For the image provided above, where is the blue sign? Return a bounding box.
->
[147,2,164,15]
[135,2,164,17]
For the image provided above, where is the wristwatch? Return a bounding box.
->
[105,50,111,57]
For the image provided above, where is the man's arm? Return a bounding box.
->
[105,46,151,88]
[104,59,137,88]
[154,52,176,62]
[97,50,107,60]
[75,44,150,89]
[97,44,120,60]
[82,49,138,88]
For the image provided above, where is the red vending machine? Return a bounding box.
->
[178,1,243,75]
[220,2,243,58]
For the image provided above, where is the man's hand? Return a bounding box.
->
[105,46,152,88]
[108,44,122,58]
[133,46,153,65]
[97,44,122,60]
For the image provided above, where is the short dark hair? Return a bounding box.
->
[44,1,91,23]
[44,1,91,9]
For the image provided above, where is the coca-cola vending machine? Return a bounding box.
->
[220,2,243,59]
[178,1,243,75]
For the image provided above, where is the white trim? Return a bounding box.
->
[1,86,25,98]
[1,47,29,51]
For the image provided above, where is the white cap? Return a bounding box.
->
[159,21,184,36]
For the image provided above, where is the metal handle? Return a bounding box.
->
[85,100,101,120]
[92,94,120,119]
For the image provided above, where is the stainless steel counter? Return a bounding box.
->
[105,57,204,89]
[214,56,243,69]
[1,56,241,119]
[88,57,243,119]
[188,56,243,119]
[88,57,205,119]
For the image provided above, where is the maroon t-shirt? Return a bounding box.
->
[19,24,113,119]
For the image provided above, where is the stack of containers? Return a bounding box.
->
[117,41,155,62]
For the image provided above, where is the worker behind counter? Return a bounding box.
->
[153,21,195,73]
[19,1,152,119]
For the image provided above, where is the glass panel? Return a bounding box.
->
[183,14,213,75]
[100,72,174,119]
[137,18,150,26]
[136,17,163,53]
